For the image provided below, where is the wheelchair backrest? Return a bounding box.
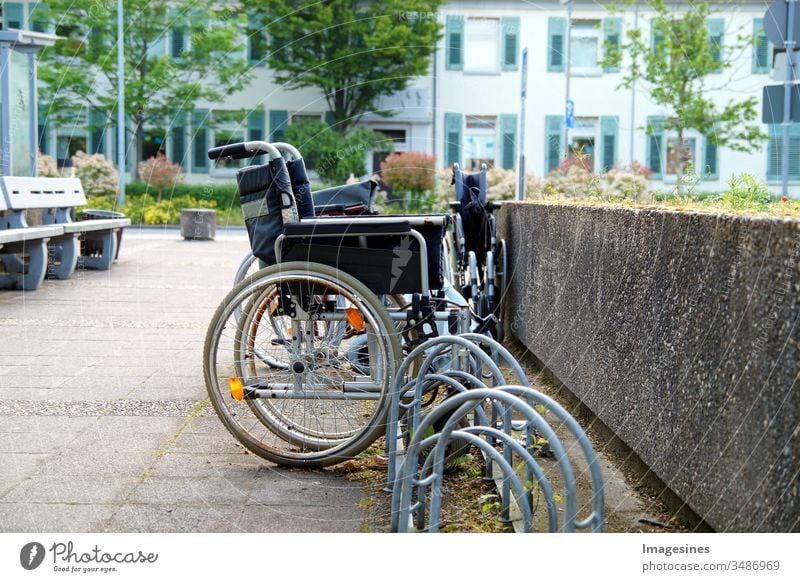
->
[452,163,487,204]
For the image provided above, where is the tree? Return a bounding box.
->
[604,0,766,191]
[253,0,444,135]
[38,1,252,180]
[283,120,390,184]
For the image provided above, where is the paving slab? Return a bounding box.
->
[0,230,368,533]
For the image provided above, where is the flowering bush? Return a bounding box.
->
[37,152,59,177]
[605,167,650,202]
[380,152,436,193]
[545,165,603,199]
[72,151,119,200]
[138,154,185,201]
[380,152,438,213]
[142,195,215,224]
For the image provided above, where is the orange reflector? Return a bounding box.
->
[229,377,244,401]
[346,307,365,332]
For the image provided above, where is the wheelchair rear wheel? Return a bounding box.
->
[204,261,402,468]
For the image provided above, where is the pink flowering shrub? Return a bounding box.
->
[138,153,185,201]
[37,152,59,177]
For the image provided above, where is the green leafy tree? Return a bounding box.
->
[284,120,390,184]
[253,0,444,135]
[39,1,252,180]
[604,0,766,191]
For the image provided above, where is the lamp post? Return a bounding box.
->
[116,0,126,207]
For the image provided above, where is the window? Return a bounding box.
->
[753,18,771,73]
[291,113,323,124]
[464,116,496,170]
[464,18,499,74]
[665,135,698,177]
[212,128,246,169]
[568,117,598,171]
[142,128,166,161]
[571,20,602,75]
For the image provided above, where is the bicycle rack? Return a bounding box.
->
[386,334,605,533]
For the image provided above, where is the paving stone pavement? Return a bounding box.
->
[0,228,366,533]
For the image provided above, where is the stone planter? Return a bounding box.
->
[180,208,216,240]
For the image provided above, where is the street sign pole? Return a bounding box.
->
[516,47,528,201]
[563,0,572,161]
[782,1,798,198]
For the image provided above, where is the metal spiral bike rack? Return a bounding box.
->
[385,334,605,533]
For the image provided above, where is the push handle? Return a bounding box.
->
[207,140,281,161]
[271,142,302,160]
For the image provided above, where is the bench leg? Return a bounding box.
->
[78,231,117,271]
[0,242,48,291]
[48,236,79,280]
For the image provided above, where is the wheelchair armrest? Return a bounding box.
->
[486,200,503,212]
[313,203,346,215]
[448,201,461,212]
[283,218,412,237]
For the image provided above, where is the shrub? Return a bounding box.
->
[715,173,771,212]
[137,154,184,201]
[37,152,59,177]
[605,167,650,202]
[380,152,436,193]
[125,181,240,211]
[72,151,118,199]
[284,120,391,185]
[545,165,603,199]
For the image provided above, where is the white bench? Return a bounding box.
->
[0,193,63,290]
[0,177,131,283]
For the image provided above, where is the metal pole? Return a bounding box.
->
[630,1,639,164]
[116,0,126,207]
[516,47,528,201]
[782,0,798,198]
[563,0,573,160]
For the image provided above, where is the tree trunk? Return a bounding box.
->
[133,119,144,182]
[676,127,685,197]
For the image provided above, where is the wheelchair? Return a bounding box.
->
[448,163,508,342]
[203,140,471,468]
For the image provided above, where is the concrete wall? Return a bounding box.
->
[499,202,800,532]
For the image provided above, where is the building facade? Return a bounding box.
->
[2,0,790,192]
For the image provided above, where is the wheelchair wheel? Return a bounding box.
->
[204,261,402,468]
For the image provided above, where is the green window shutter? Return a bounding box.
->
[269,110,289,142]
[545,115,563,173]
[446,15,464,71]
[603,17,622,73]
[501,17,520,71]
[324,111,336,128]
[28,3,48,32]
[499,114,517,170]
[247,109,266,165]
[703,135,718,181]
[5,3,24,29]
[170,111,187,170]
[600,116,618,172]
[88,108,107,155]
[646,116,665,180]
[38,104,50,157]
[444,113,462,168]
[766,124,800,181]
[708,18,724,70]
[650,18,665,55]
[191,109,209,173]
[548,17,566,72]
[753,18,771,73]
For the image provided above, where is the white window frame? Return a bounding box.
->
[663,130,701,183]
[570,20,602,76]
[463,18,501,75]
[464,115,497,170]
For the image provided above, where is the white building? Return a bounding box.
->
[2,1,789,192]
